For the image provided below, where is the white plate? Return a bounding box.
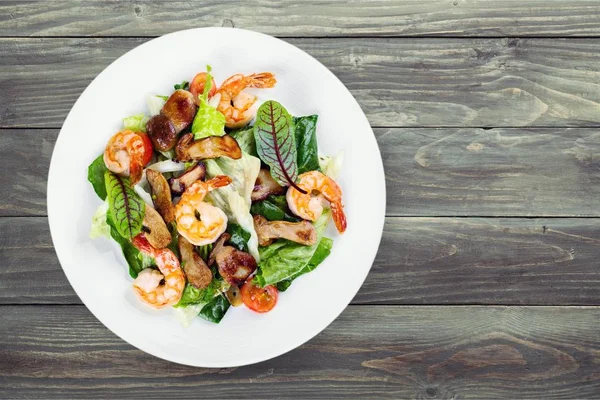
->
[47,28,385,367]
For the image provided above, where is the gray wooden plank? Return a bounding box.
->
[0,305,598,399]
[3,217,600,305]
[1,0,600,37]
[4,128,600,218]
[2,38,600,129]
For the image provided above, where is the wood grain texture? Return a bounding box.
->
[2,38,600,128]
[0,305,598,399]
[1,0,600,37]
[4,128,600,217]
[4,217,600,305]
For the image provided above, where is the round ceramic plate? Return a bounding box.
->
[47,28,385,367]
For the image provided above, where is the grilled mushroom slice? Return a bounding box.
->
[251,168,285,202]
[253,215,317,247]
[161,89,197,133]
[142,205,171,249]
[215,246,257,286]
[178,235,212,289]
[176,134,242,162]
[208,233,231,267]
[146,114,177,152]
[169,163,206,195]
[146,169,175,224]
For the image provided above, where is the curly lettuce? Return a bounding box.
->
[191,66,226,140]
[204,151,261,260]
[123,113,149,132]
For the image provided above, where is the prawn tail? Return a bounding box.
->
[207,175,232,191]
[129,158,143,185]
[132,234,155,256]
[247,72,276,89]
[330,202,347,234]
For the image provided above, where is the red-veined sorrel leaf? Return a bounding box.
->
[105,170,145,239]
[253,101,306,193]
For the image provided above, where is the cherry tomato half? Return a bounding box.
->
[241,279,278,313]
[136,132,153,166]
[190,72,217,103]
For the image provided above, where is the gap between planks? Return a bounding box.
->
[4,35,600,39]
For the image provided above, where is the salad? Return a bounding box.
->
[88,67,346,325]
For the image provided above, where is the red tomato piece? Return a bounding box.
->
[136,132,153,166]
[241,279,278,313]
[190,72,217,103]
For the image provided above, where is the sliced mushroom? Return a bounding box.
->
[208,232,231,267]
[146,114,178,152]
[215,246,257,286]
[176,133,242,162]
[169,163,206,195]
[142,205,172,249]
[225,285,243,307]
[146,169,175,224]
[251,168,285,202]
[161,89,197,133]
[178,235,212,289]
[253,215,317,247]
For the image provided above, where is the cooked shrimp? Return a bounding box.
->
[215,72,276,129]
[287,170,347,233]
[103,130,146,184]
[175,175,232,246]
[131,234,185,309]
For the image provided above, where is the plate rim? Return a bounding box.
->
[47,27,386,367]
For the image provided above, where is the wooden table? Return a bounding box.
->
[2,1,600,398]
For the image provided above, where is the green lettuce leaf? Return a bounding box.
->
[147,95,167,116]
[87,154,108,200]
[191,66,226,140]
[90,201,110,239]
[123,113,148,132]
[319,151,344,179]
[105,171,145,239]
[255,210,330,286]
[250,194,299,222]
[205,151,261,260]
[230,126,257,156]
[199,295,230,324]
[192,102,225,139]
[276,237,333,291]
[293,115,321,174]
[226,223,251,252]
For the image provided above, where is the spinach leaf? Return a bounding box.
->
[87,154,108,200]
[276,237,333,291]
[226,223,251,253]
[105,171,145,239]
[106,212,151,278]
[250,195,299,222]
[276,280,292,292]
[174,80,189,90]
[199,295,230,323]
[253,101,304,192]
[293,115,321,174]
[230,126,257,156]
[175,281,218,308]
